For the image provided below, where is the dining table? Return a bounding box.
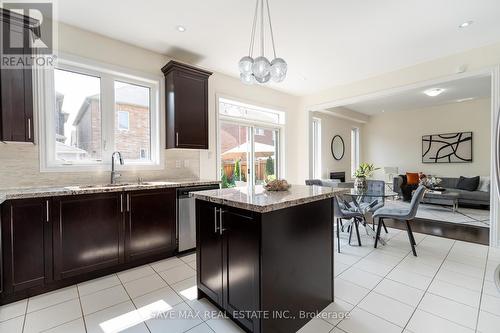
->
[340,188,399,245]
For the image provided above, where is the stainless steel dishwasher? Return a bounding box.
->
[177,184,220,252]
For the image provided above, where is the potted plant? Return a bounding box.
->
[353,163,379,190]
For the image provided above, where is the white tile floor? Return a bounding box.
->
[0,229,499,333]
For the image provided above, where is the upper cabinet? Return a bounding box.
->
[162,61,212,149]
[0,10,36,143]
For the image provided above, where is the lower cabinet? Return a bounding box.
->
[125,189,176,262]
[52,193,124,280]
[0,188,177,305]
[1,198,52,293]
[197,200,260,333]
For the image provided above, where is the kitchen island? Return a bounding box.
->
[192,185,347,333]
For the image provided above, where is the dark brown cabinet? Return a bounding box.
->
[162,61,212,149]
[197,198,335,333]
[52,193,124,280]
[125,189,176,262]
[1,198,52,293]
[0,12,35,142]
[0,187,179,305]
[197,201,260,332]
[197,201,223,304]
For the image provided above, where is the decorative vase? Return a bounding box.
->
[354,177,367,190]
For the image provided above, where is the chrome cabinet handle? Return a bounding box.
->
[46,200,49,222]
[27,118,32,140]
[120,194,123,213]
[214,207,219,233]
[219,209,227,235]
[127,194,130,212]
[176,132,179,147]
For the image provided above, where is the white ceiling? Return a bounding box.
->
[56,0,500,96]
[337,75,491,115]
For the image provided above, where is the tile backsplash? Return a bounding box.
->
[0,144,201,189]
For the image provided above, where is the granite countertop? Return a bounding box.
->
[0,179,220,204]
[191,185,348,213]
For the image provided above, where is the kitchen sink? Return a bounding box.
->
[73,183,134,189]
[72,182,160,189]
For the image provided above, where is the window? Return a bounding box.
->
[311,117,322,179]
[117,111,130,131]
[140,148,147,160]
[218,98,284,188]
[54,69,102,162]
[254,128,265,136]
[351,128,360,177]
[41,58,160,170]
[114,81,151,162]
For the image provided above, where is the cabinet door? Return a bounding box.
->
[1,199,52,292]
[52,193,123,279]
[196,201,223,304]
[125,189,176,262]
[0,22,34,142]
[222,209,260,332]
[173,71,208,149]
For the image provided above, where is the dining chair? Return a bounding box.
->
[373,185,426,256]
[359,180,386,212]
[334,196,365,253]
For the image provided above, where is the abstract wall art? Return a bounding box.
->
[422,132,473,163]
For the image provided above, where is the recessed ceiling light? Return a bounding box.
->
[381,110,385,113]
[456,97,475,103]
[176,25,186,32]
[424,88,445,97]
[459,20,473,28]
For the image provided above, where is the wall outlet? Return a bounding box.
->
[184,160,189,168]
[175,160,181,168]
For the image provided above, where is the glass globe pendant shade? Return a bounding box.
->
[255,72,271,84]
[240,73,256,85]
[270,57,287,82]
[252,56,271,79]
[238,56,254,75]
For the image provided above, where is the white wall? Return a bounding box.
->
[362,98,491,180]
[0,22,302,188]
[311,111,363,180]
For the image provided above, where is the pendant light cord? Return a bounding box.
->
[249,0,259,56]
[266,0,277,59]
[260,0,264,56]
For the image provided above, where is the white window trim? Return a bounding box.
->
[35,53,163,172]
[215,95,286,184]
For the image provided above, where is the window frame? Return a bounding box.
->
[37,55,163,172]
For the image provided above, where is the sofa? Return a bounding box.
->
[305,179,354,188]
[393,176,490,207]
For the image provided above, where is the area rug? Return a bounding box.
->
[382,200,490,228]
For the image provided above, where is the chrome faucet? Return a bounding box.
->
[111,151,124,184]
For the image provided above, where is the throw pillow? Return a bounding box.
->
[406,172,420,185]
[456,176,480,191]
[478,176,490,192]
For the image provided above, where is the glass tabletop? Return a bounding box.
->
[345,189,399,198]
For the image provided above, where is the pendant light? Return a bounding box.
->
[238,0,287,84]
